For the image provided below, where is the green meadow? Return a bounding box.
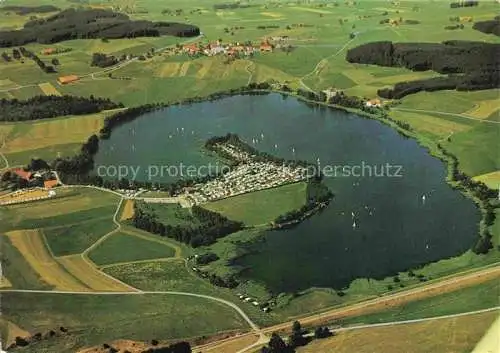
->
[202,182,308,226]
[89,231,177,266]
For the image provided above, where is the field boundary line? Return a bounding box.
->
[99,256,181,270]
[299,36,357,91]
[120,228,182,258]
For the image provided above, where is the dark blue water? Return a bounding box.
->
[94,94,480,292]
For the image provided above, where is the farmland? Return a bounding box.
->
[0,292,248,353]
[88,231,176,266]
[0,0,499,351]
[296,310,499,353]
[202,182,307,225]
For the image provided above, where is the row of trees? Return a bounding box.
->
[91,52,118,68]
[18,46,56,73]
[142,341,191,353]
[1,5,59,15]
[132,203,244,248]
[450,0,478,8]
[0,8,200,47]
[437,143,497,254]
[274,179,333,226]
[260,321,332,353]
[205,133,310,168]
[0,95,122,122]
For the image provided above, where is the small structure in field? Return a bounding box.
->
[58,75,79,85]
[42,48,55,55]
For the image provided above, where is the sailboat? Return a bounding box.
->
[351,211,355,218]
[260,133,264,139]
[422,194,426,204]
[274,144,278,149]
[352,221,357,228]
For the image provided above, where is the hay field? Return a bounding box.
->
[178,62,191,77]
[156,62,181,78]
[473,171,500,189]
[0,319,30,347]
[466,100,500,119]
[5,230,89,291]
[120,200,135,221]
[0,189,50,204]
[4,188,118,221]
[38,82,62,96]
[297,311,498,353]
[0,276,12,288]
[1,111,118,154]
[57,255,133,292]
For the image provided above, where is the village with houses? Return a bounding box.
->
[0,168,60,205]
[53,36,290,86]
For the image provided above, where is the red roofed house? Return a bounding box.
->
[259,42,273,52]
[44,179,59,189]
[42,48,55,55]
[13,169,32,181]
[183,44,200,55]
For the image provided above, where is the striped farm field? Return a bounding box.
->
[38,82,62,96]
[5,230,89,291]
[196,59,213,79]
[473,170,500,189]
[156,62,181,77]
[57,255,133,292]
[178,62,191,77]
[466,100,500,119]
[120,200,135,221]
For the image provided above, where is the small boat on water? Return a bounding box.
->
[352,221,357,228]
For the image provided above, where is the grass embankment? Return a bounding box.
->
[342,277,500,325]
[202,182,308,226]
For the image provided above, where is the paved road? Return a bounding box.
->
[393,107,500,125]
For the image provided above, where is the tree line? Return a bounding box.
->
[473,17,500,36]
[0,8,200,47]
[132,202,244,247]
[91,52,118,68]
[260,321,332,353]
[0,95,122,122]
[437,143,498,255]
[205,133,310,168]
[274,179,333,226]
[0,5,60,15]
[346,40,500,98]
[450,0,478,8]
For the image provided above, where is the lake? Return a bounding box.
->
[94,93,480,293]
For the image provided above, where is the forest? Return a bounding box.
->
[0,8,200,47]
[473,17,500,36]
[132,202,244,247]
[0,5,60,15]
[346,40,500,98]
[0,95,122,122]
